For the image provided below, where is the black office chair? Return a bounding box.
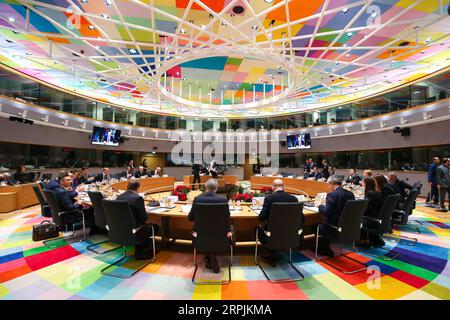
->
[42,189,87,247]
[191,203,233,285]
[391,188,420,242]
[86,191,120,254]
[41,173,52,181]
[315,199,369,274]
[32,184,52,217]
[101,200,156,278]
[254,202,305,282]
[360,194,402,260]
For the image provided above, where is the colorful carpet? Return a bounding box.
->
[0,202,449,300]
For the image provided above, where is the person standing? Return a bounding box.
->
[192,163,201,190]
[436,158,450,212]
[427,157,440,207]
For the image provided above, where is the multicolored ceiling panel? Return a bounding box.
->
[0,0,448,118]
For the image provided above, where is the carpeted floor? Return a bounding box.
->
[0,201,449,300]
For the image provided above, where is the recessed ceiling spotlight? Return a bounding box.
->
[347,32,353,37]
[345,54,350,57]
[88,25,95,30]
[81,0,88,2]
[425,38,431,43]
[421,50,426,54]
[232,5,245,14]
[264,0,274,3]
[103,57,109,61]
[25,52,32,56]
[277,65,282,69]
[101,14,109,19]
[371,12,377,18]
[341,8,349,13]
[129,48,137,54]
[180,28,186,34]
[105,0,113,5]
[267,33,272,38]
[8,17,15,22]
[201,25,206,29]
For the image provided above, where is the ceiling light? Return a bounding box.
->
[347,32,353,37]
[103,58,109,61]
[129,48,137,54]
[88,25,95,30]
[105,0,112,5]
[101,14,109,19]
[8,17,15,22]
[345,54,350,57]
[371,12,377,18]
[264,0,274,3]
[180,28,186,34]
[25,52,32,56]
[425,38,431,43]
[81,0,88,2]
[201,25,206,29]
[341,8,348,13]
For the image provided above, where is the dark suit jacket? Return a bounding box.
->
[318,187,355,227]
[381,184,396,200]
[259,190,298,222]
[364,190,384,218]
[188,192,229,231]
[46,179,78,198]
[192,164,200,177]
[134,171,146,178]
[78,174,92,185]
[94,173,111,182]
[346,174,361,185]
[53,186,82,212]
[389,179,413,200]
[116,190,149,227]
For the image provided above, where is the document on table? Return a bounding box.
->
[147,207,170,214]
[306,206,319,213]
[181,205,192,214]
[250,207,261,215]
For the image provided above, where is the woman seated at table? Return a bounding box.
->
[357,177,385,248]
[71,170,82,188]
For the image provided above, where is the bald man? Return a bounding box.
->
[258,179,299,265]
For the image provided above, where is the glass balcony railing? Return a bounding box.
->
[0,65,448,131]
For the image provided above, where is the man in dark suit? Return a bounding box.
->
[134,166,146,178]
[78,167,94,184]
[345,169,361,185]
[117,181,160,259]
[315,176,355,257]
[52,173,100,234]
[388,172,413,203]
[94,168,112,182]
[258,179,299,265]
[192,163,201,190]
[188,179,229,273]
[47,170,80,199]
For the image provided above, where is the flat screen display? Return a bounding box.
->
[286,133,311,150]
[91,126,121,146]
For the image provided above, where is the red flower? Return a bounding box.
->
[232,193,254,202]
[174,185,191,194]
[260,186,272,194]
[177,193,187,201]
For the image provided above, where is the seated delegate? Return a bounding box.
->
[257,179,299,266]
[188,179,229,273]
[117,181,160,260]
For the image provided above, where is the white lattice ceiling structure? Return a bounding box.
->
[0,0,449,118]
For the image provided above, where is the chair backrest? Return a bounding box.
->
[378,194,401,233]
[403,189,419,215]
[87,191,107,229]
[41,173,52,181]
[32,184,47,206]
[42,189,63,225]
[335,199,369,243]
[101,200,137,246]
[265,202,304,251]
[193,203,231,252]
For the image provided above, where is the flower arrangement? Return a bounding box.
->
[172,190,188,201]
[260,186,273,195]
[231,193,254,202]
[174,185,191,194]
[216,184,238,200]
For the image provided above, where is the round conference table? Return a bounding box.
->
[81,187,323,246]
